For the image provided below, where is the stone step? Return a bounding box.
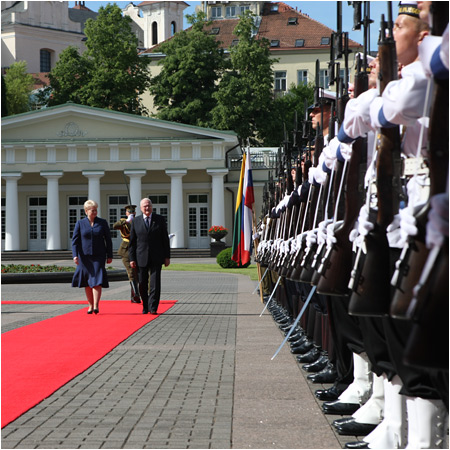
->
[1,248,211,261]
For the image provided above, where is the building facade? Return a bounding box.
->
[1,103,241,251]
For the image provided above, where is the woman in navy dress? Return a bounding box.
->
[72,200,113,314]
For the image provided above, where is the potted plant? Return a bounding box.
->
[208,225,228,242]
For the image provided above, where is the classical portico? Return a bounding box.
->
[1,103,239,252]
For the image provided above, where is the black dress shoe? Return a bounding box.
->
[87,310,93,314]
[307,363,338,383]
[336,421,377,436]
[131,298,141,303]
[288,332,305,343]
[93,309,99,314]
[296,347,321,363]
[150,310,158,314]
[344,441,369,449]
[315,384,343,401]
[302,354,328,372]
[291,340,314,355]
[332,417,356,427]
[142,310,149,314]
[322,400,360,415]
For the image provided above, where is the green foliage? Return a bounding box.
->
[259,82,315,146]
[216,247,250,269]
[3,61,34,115]
[1,264,75,273]
[210,11,275,145]
[1,75,7,117]
[48,4,150,114]
[149,11,225,126]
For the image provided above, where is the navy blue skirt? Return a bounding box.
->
[71,255,109,288]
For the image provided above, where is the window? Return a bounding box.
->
[152,21,158,45]
[148,195,169,227]
[271,5,279,12]
[297,69,308,86]
[319,69,329,89]
[211,6,222,18]
[295,39,305,47]
[274,71,287,91]
[320,37,331,45]
[210,27,220,35]
[288,17,298,25]
[240,5,250,14]
[171,21,176,36]
[270,40,280,47]
[1,197,5,242]
[226,5,236,17]
[40,49,51,72]
[231,39,239,47]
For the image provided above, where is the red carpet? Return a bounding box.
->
[1,300,176,428]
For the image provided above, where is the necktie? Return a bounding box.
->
[145,215,150,229]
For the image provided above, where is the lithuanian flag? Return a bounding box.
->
[232,148,255,265]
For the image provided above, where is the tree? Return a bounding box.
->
[49,4,150,115]
[3,61,34,115]
[258,82,315,147]
[2,75,8,117]
[211,11,275,145]
[149,12,226,127]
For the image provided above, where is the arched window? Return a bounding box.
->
[152,21,158,45]
[40,49,52,72]
[171,21,176,36]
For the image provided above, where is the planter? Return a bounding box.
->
[210,241,226,257]
[209,233,227,242]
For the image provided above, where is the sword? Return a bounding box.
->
[259,276,281,317]
[271,285,316,360]
[252,266,270,294]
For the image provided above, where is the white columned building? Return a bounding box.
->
[41,171,63,250]
[207,168,229,231]
[125,169,147,210]
[82,170,105,216]
[2,172,22,251]
[166,169,187,249]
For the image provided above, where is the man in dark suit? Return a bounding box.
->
[129,198,171,314]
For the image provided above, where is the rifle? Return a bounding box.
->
[317,35,370,294]
[389,1,449,319]
[349,5,402,316]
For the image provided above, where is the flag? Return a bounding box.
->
[232,148,255,266]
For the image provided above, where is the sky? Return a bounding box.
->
[68,1,394,53]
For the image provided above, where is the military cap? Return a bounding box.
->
[309,90,336,110]
[398,1,420,18]
[125,204,136,213]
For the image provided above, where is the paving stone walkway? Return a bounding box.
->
[2,269,345,449]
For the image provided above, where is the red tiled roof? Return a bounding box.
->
[141,1,361,55]
[72,1,93,11]
[138,1,189,7]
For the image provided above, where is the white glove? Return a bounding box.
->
[126,213,135,223]
[314,166,328,185]
[317,220,332,245]
[306,229,317,248]
[323,137,339,170]
[326,220,343,248]
[399,207,418,239]
[426,192,449,248]
[252,232,260,241]
[357,205,374,237]
[386,214,403,248]
[339,142,353,161]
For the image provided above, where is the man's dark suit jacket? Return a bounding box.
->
[129,213,170,267]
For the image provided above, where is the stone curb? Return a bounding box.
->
[1,269,129,284]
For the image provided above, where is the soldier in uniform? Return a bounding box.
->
[113,204,141,304]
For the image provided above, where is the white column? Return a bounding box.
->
[82,170,104,216]
[207,168,229,231]
[2,172,22,251]
[166,169,187,249]
[41,171,63,250]
[124,169,146,210]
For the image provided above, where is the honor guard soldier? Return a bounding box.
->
[113,204,141,304]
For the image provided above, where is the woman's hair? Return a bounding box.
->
[84,199,98,211]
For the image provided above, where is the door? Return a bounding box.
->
[68,196,88,248]
[108,195,128,250]
[28,197,47,251]
[187,194,209,249]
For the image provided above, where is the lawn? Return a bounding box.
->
[163,263,259,281]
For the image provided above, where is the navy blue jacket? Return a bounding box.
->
[71,217,113,260]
